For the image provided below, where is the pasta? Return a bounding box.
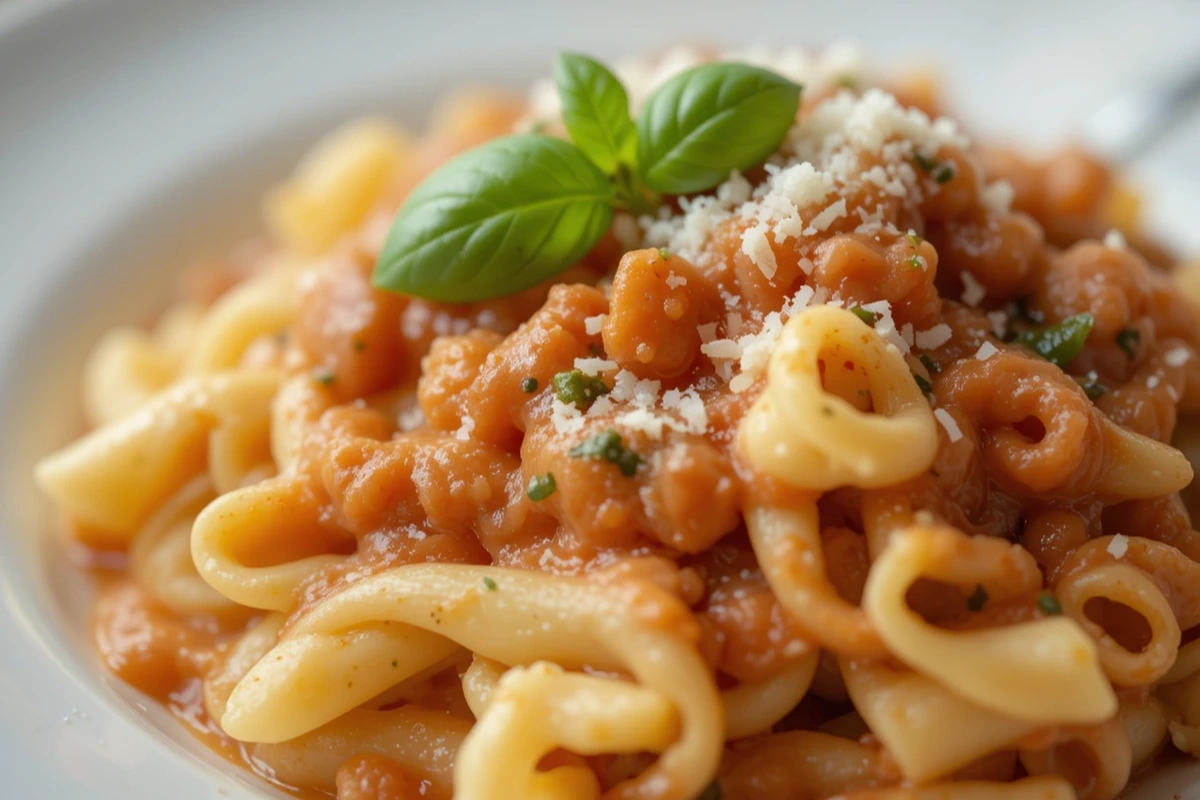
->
[33,43,1200,800]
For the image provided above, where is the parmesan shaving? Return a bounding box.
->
[1165,347,1191,367]
[974,341,999,360]
[1103,229,1128,251]
[1107,534,1129,560]
[915,324,953,350]
[960,272,986,307]
[934,408,963,443]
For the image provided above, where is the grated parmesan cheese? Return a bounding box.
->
[960,272,986,307]
[1107,534,1129,559]
[979,180,1015,214]
[574,357,618,376]
[741,223,778,279]
[809,198,848,232]
[862,299,908,353]
[1147,374,1161,389]
[665,273,687,289]
[1165,346,1191,367]
[398,405,425,431]
[934,408,963,442]
[584,314,606,335]
[550,398,586,434]
[455,414,475,441]
[1103,229,1128,251]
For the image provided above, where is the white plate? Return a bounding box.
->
[3,0,1200,797]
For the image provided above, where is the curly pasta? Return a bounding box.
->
[33,45,1200,800]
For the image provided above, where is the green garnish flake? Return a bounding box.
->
[966,584,989,612]
[1116,328,1140,359]
[520,376,539,393]
[1037,592,1061,616]
[569,429,643,476]
[313,368,336,386]
[835,75,858,89]
[553,369,609,409]
[483,577,498,591]
[696,782,723,800]
[1075,373,1107,401]
[850,306,877,325]
[526,472,557,501]
[918,354,941,375]
[1014,312,1094,368]
[914,152,955,184]
[658,247,672,260]
[907,254,925,270]
[906,231,922,249]
[914,373,933,396]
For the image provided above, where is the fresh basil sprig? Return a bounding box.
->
[373,54,803,302]
[554,52,637,175]
[637,63,801,194]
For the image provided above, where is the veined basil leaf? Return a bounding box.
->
[637,63,801,194]
[373,135,614,303]
[1014,312,1094,368]
[554,52,637,174]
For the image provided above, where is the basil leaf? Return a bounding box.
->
[373,135,614,302]
[637,63,801,194]
[1014,312,1094,368]
[554,52,637,174]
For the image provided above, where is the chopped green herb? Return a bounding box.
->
[529,120,549,135]
[1116,328,1140,359]
[696,781,723,800]
[569,429,643,476]
[353,339,367,352]
[918,354,941,375]
[834,75,858,89]
[1037,592,1062,616]
[526,472,557,501]
[483,577,498,591]
[966,584,989,612]
[906,231,922,249]
[850,306,877,325]
[1014,313,1094,368]
[658,247,672,260]
[913,152,955,184]
[553,369,609,409]
[313,368,336,386]
[914,373,933,396]
[521,376,539,393]
[1075,373,1107,401]
[907,254,925,270]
